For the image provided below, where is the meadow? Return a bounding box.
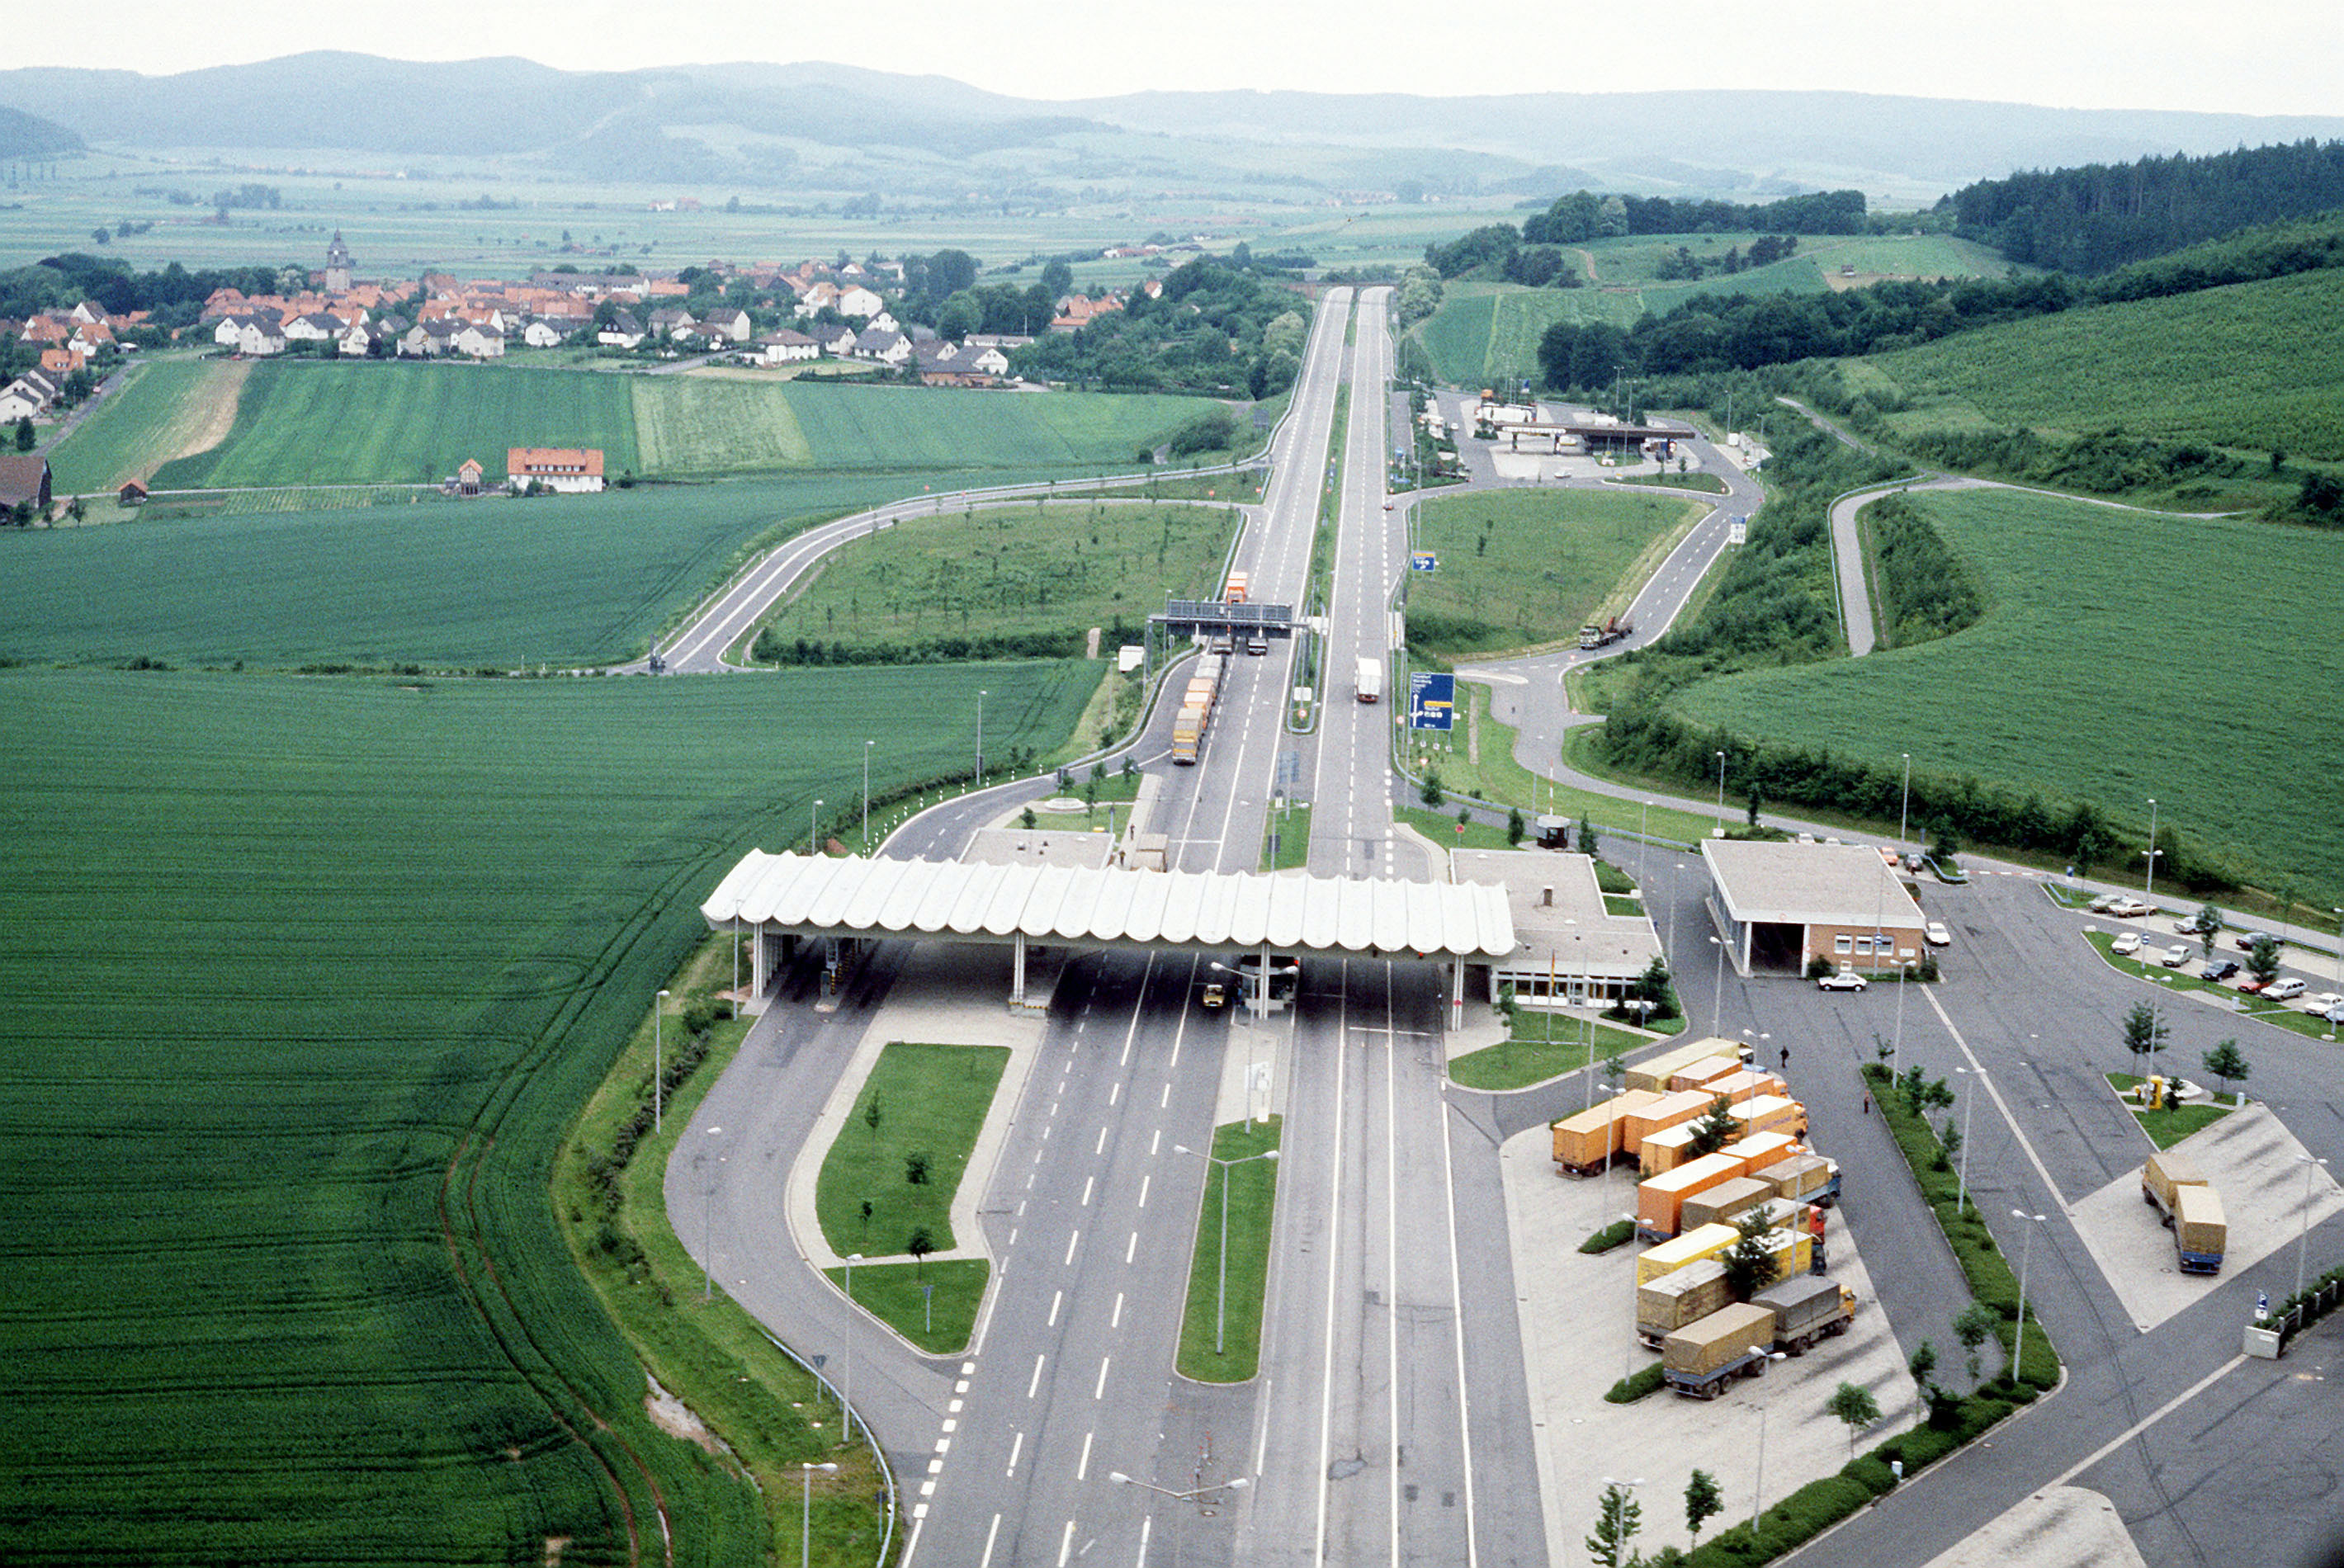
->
[1406,487,1704,659]
[0,659,1097,1565]
[1866,268,2344,460]
[0,472,984,668]
[1669,487,2344,903]
[750,498,1240,662]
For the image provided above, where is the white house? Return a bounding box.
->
[758,329,820,364]
[598,309,645,349]
[507,446,606,494]
[820,324,859,357]
[282,312,342,344]
[696,306,753,342]
[966,345,1012,376]
[450,324,506,360]
[836,285,884,319]
[522,320,565,348]
[234,318,287,357]
[0,381,45,423]
[852,328,911,365]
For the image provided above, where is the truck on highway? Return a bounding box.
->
[1223,569,1249,603]
[1170,652,1226,766]
[1751,1275,1858,1355]
[1355,657,1382,704]
[1661,1302,1777,1399]
[2143,1151,2225,1273]
[1579,615,1633,650]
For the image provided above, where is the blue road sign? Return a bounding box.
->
[1411,551,1438,573]
[1408,671,1455,731]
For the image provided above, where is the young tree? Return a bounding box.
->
[1420,771,1444,807]
[905,1150,931,1186]
[1897,1064,1953,1119]
[1507,806,1526,847]
[2247,934,2282,990]
[1827,1381,1881,1457]
[1908,1339,1940,1386]
[1586,1481,1643,1568]
[907,1226,935,1281]
[1745,785,1765,829]
[2202,1038,2250,1099]
[1720,1210,1782,1301]
[863,1092,883,1141]
[1577,815,1600,860]
[1687,1095,1739,1157]
[1600,1052,1629,1093]
[2120,1001,2169,1072]
[1683,1469,1723,1546]
[1953,1301,1998,1388]
[2195,902,2223,957]
[858,1198,874,1236]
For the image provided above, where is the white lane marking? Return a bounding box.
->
[1385,973,1402,1564]
[1076,1429,1094,1481]
[1007,1430,1024,1476]
[1112,1292,1125,1329]
[1109,1082,1121,1107]
[2049,1354,2248,1490]
[1160,1082,1171,1108]
[1095,1127,1108,1156]
[927,1457,943,1475]
[1047,1289,1062,1327]
[1064,1230,1080,1268]
[1009,1227,1018,1248]
[1136,1514,1151,1567]
[1050,1098,1060,1119]
[1056,1521,1075,1568]
[980,1513,1001,1568]
[1137,1174,1151,1209]
[1017,1201,1027,1218]
[1313,968,1351,1566]
[948,1399,963,1414]
[1922,986,2073,1214]
[1028,1355,1046,1399]
[1126,1230,1139,1263]
[1256,1376,1272,1475]
[1094,1356,1112,1400]
[1080,1175,1095,1207]
[1151,1129,1161,1157]
[1027,1171,1036,1190]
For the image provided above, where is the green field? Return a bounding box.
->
[1670,487,2344,904]
[1867,269,2344,460]
[631,375,814,472]
[818,1042,1009,1258]
[0,472,985,668]
[43,356,232,492]
[1407,487,1704,658]
[1413,282,1638,388]
[0,660,1096,1564]
[770,381,1210,471]
[1175,1117,1281,1382]
[751,498,1238,662]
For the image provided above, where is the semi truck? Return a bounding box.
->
[1224,570,1250,603]
[1750,1275,1859,1355]
[1637,1258,1732,1348]
[1355,657,1382,703]
[1170,652,1226,765]
[1661,1302,1777,1398]
[2143,1151,2226,1273]
[1578,615,1633,650]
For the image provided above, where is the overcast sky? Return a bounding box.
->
[18,0,2340,119]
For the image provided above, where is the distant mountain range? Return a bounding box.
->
[0,103,82,160]
[5,54,2342,205]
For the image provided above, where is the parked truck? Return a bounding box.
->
[1170,652,1226,765]
[1751,1275,1859,1355]
[1625,1037,1753,1094]
[1637,1258,1732,1348]
[1681,1175,1775,1233]
[1637,1152,1746,1242]
[1753,1151,1841,1207]
[2143,1153,2226,1273]
[1549,1089,1661,1176]
[1579,615,1633,650]
[1662,1302,1777,1398]
[1355,656,1382,704]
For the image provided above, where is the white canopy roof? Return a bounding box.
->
[702,852,1517,960]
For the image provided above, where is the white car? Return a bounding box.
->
[2159,945,2192,967]
[1817,970,1869,992]
[1925,923,1952,947]
[2109,897,2151,919]
[2309,993,2344,1014]
[2110,932,2143,956]
[2264,979,2306,1001]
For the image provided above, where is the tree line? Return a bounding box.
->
[1009,257,1309,399]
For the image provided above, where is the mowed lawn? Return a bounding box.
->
[0,660,1099,1564]
[0,472,966,668]
[149,360,640,488]
[1671,487,2344,902]
[1408,487,1704,658]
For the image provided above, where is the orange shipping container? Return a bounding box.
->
[1626,1038,1750,1093]
[1621,1089,1713,1157]
[1550,1089,1662,1171]
[1639,1122,1704,1178]
[1666,1056,1744,1093]
[1730,1094,1808,1141]
[1704,1070,1788,1103]
[1637,1152,1746,1240]
[1720,1131,1798,1178]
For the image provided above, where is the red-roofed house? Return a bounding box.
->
[507,447,606,494]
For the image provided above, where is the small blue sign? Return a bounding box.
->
[1411,551,1438,573]
[1408,671,1455,731]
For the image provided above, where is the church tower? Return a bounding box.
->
[324,230,353,293]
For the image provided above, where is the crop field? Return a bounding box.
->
[1407,487,1704,659]
[1412,283,1642,388]
[752,498,1239,660]
[140,360,641,488]
[1669,487,2344,903]
[0,659,1096,1564]
[631,375,813,473]
[45,357,248,493]
[774,382,1211,470]
[1867,269,2344,460]
[0,471,978,668]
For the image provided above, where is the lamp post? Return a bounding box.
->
[1710,934,1727,1036]
[2011,1211,2045,1386]
[1600,1476,1646,1568]
[2143,797,2160,897]
[1953,1067,1980,1216]
[701,1124,722,1303]
[1714,750,1727,834]
[810,798,824,856]
[2297,1155,2331,1297]
[1640,798,1652,857]
[2332,909,2344,1041]
[1174,1144,1278,1354]
[653,988,669,1133]
[1108,1471,1250,1504]
[835,1251,864,1448]
[1898,753,1912,853]
[976,689,987,786]
[800,1462,838,1568]
[862,739,872,852]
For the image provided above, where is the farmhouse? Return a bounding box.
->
[0,453,54,513]
[757,329,820,364]
[507,447,606,494]
[1700,838,1925,977]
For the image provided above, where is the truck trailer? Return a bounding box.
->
[1625,1038,1754,1094]
[1750,1275,1859,1355]
[1170,652,1226,765]
[1661,1302,1777,1398]
[1549,1089,1662,1176]
[1637,1258,1732,1348]
[1579,615,1633,650]
[1355,656,1382,703]
[2142,1150,2225,1272]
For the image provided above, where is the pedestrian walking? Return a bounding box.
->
[1861,1089,1872,1114]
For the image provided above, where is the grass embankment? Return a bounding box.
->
[1675,1065,2060,1566]
[2105,1073,2241,1148]
[1177,1117,1283,1383]
[1406,488,1703,662]
[749,498,1237,665]
[556,942,889,1566]
[818,1042,1009,1354]
[1448,1015,1670,1092]
[2078,930,2337,1040]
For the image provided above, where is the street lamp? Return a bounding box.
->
[800,1462,838,1568]
[1714,751,1727,834]
[1709,934,1726,1036]
[1173,1144,1278,1354]
[2143,797,2160,897]
[1953,1067,1980,1216]
[1898,753,1912,853]
[1600,1476,1646,1568]
[1108,1471,1250,1504]
[2297,1155,2331,1297]
[841,1252,863,1448]
[2331,909,2344,1041]
[976,689,987,786]
[810,798,824,857]
[862,739,873,852]
[2011,1211,2046,1387]
[653,989,669,1133]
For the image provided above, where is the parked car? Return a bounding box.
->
[2238,976,2268,994]
[2324,1001,2344,1026]
[2089,894,2122,914]
[2234,931,2275,952]
[1906,852,1926,873]
[1817,970,1870,992]
[2160,945,2193,967]
[2264,979,2308,1001]
[2309,993,2344,1014]
[2199,958,2241,982]
[2109,898,2152,919]
[2174,913,2216,936]
[2110,932,2143,955]
[1926,923,1952,947]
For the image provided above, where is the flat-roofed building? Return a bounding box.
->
[1453,848,1662,1010]
[1701,838,1923,976]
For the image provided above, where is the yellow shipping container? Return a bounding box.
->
[1626,1037,1751,1094]
[1621,1089,1713,1157]
[1720,1131,1798,1178]
[1637,1222,1741,1286]
[1639,1122,1704,1178]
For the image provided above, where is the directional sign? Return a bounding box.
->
[1411,551,1438,574]
[1727,516,1748,545]
[1408,671,1455,731]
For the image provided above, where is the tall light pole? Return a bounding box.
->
[1953,1067,1979,1216]
[975,689,987,786]
[654,988,669,1133]
[2143,797,2160,897]
[2297,1155,2331,1297]
[1898,753,1912,853]
[1710,934,1727,1037]
[1714,750,1727,834]
[841,1252,862,1448]
[2011,1210,2045,1387]
[1640,798,1652,857]
[1174,1143,1278,1355]
[2332,909,2344,1041]
[862,739,873,852]
[800,1462,838,1568]
[1601,1476,1646,1568]
[1109,1471,1250,1504]
[810,798,823,856]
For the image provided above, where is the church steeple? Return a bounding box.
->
[324,229,353,292]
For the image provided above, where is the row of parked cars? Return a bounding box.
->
[2105,925,2344,1023]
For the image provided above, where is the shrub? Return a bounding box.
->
[1580,1219,1635,1254]
[1604,1364,1666,1404]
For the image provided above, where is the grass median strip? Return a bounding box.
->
[819,1041,1009,1257]
[1449,1017,1669,1092]
[1177,1117,1283,1382]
